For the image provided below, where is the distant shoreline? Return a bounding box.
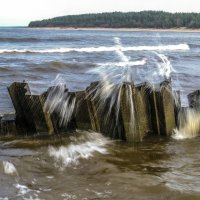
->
[29,27,200,32]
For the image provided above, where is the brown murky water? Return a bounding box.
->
[0,131,200,200]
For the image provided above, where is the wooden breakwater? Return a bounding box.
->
[0,79,197,142]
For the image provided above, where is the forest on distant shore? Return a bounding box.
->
[29,11,200,28]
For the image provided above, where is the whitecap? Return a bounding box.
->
[0,43,190,54]
[48,132,110,169]
[97,59,146,67]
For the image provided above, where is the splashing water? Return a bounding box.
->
[2,161,18,175]
[44,74,76,128]
[48,131,110,169]
[43,36,185,141]
[0,43,189,53]
[14,184,32,196]
[143,51,175,85]
[84,37,140,139]
[114,37,130,63]
[173,108,200,139]
[85,37,178,140]
[154,52,176,79]
[88,37,146,84]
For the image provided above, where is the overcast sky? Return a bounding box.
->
[0,0,200,26]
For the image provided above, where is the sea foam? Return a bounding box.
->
[48,131,110,169]
[0,43,190,54]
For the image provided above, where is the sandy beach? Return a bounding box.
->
[30,27,200,32]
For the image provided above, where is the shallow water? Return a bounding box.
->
[0,132,200,199]
[0,28,200,199]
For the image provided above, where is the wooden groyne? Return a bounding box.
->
[0,79,194,142]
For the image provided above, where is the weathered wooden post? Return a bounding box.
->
[0,113,17,135]
[42,85,68,134]
[85,81,101,132]
[134,82,152,139]
[75,91,94,130]
[120,82,152,142]
[149,86,161,135]
[28,94,54,134]
[8,82,36,134]
[42,85,78,134]
[159,80,176,135]
[120,82,136,141]
[85,81,125,139]
[8,82,60,135]
[149,80,176,136]
[39,92,58,135]
[188,90,200,109]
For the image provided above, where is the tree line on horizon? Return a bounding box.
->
[29,11,200,28]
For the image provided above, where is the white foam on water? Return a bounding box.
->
[2,161,18,175]
[61,193,77,199]
[46,176,54,179]
[14,184,42,200]
[163,169,200,193]
[48,132,110,169]
[123,43,190,51]
[0,43,190,53]
[173,109,200,140]
[97,60,146,67]
[14,184,31,196]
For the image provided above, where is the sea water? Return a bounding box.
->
[0,27,200,199]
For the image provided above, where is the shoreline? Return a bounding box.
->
[29,27,200,32]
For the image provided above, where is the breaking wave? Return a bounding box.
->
[0,43,189,54]
[48,131,110,169]
[97,59,146,67]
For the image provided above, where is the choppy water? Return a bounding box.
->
[0,27,200,199]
